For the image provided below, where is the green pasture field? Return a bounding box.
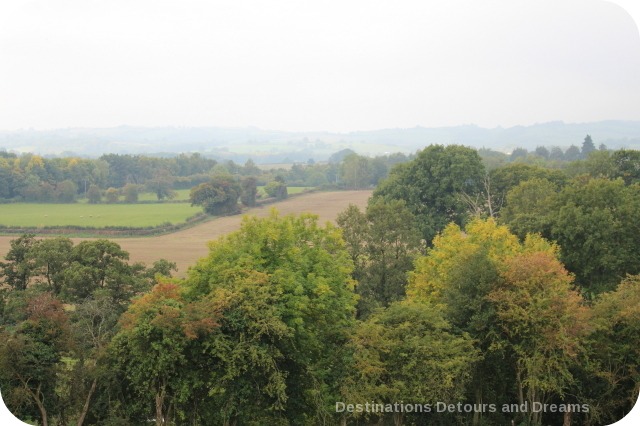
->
[0,203,202,228]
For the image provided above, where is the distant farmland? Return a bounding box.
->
[0,190,372,276]
[0,187,314,229]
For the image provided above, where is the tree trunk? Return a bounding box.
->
[563,410,572,426]
[18,377,48,426]
[473,388,482,425]
[77,378,97,426]
[29,384,48,426]
[393,411,403,426]
[155,383,166,426]
[516,368,524,407]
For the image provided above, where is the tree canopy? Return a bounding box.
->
[373,144,485,244]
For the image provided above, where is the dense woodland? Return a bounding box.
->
[1,137,640,425]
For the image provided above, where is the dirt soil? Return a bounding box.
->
[0,190,372,277]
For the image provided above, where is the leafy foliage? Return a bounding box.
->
[342,302,478,424]
[190,176,241,215]
[337,199,422,318]
[182,211,357,424]
[373,144,485,244]
[501,177,640,294]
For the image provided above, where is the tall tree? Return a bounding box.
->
[407,219,570,425]
[337,199,422,318]
[184,212,357,424]
[488,252,590,425]
[0,293,72,426]
[0,234,38,291]
[340,153,372,189]
[145,169,177,201]
[30,237,74,295]
[581,134,596,157]
[110,282,221,425]
[239,176,258,207]
[374,144,485,244]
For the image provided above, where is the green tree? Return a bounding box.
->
[62,240,150,305]
[567,150,615,179]
[145,259,178,280]
[499,178,558,238]
[340,153,372,189]
[611,149,640,185]
[0,234,38,291]
[122,183,142,203]
[549,146,565,161]
[109,282,221,425]
[264,176,288,200]
[500,177,640,294]
[184,212,357,424]
[509,147,528,161]
[86,184,101,204]
[328,148,356,164]
[0,292,72,426]
[337,199,422,318]
[240,176,258,207]
[242,158,261,176]
[374,144,485,244]
[55,179,78,203]
[565,145,582,161]
[581,134,596,157]
[146,169,177,201]
[548,178,640,294]
[342,301,479,425]
[489,163,567,211]
[30,237,74,295]
[190,176,241,215]
[582,274,640,424]
[69,291,123,426]
[534,146,550,159]
[407,219,564,425]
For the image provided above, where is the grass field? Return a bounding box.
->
[0,203,202,228]
[0,187,314,229]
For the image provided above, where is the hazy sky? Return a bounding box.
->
[1,0,639,133]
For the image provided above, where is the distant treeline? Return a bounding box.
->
[0,149,412,203]
[0,134,633,205]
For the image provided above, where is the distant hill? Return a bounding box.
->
[1,121,639,162]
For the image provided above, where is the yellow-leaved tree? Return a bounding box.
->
[407,218,589,426]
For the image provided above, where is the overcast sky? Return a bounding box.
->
[1,0,639,133]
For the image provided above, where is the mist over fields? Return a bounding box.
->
[2,120,640,162]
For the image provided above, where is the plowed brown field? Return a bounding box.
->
[0,190,372,276]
